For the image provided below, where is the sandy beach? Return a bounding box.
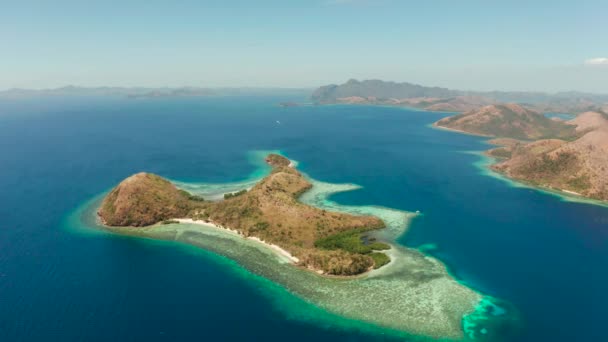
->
[561,189,582,196]
[174,218,300,264]
[431,122,493,138]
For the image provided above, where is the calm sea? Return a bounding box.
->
[0,95,606,341]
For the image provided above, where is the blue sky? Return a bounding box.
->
[1,0,607,92]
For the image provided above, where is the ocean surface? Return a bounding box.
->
[0,95,606,341]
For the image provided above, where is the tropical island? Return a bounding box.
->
[434,104,608,201]
[98,154,391,276]
[90,151,518,340]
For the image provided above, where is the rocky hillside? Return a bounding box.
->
[490,111,608,200]
[434,104,577,140]
[98,173,203,227]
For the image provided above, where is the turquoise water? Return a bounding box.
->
[74,155,504,340]
[0,95,606,341]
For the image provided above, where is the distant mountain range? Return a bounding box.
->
[0,86,311,99]
[312,79,608,114]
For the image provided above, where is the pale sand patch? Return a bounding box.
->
[174,218,300,263]
[431,122,493,137]
[562,189,582,196]
[247,236,300,263]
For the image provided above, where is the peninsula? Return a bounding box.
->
[98,154,390,276]
[435,104,608,201]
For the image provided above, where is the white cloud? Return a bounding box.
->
[584,57,608,66]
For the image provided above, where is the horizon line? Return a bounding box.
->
[2,80,608,96]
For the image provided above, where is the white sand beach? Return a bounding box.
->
[174,218,300,263]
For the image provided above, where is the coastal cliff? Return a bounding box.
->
[98,154,389,275]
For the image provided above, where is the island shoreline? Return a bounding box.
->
[174,218,301,264]
[474,152,608,207]
[89,152,517,339]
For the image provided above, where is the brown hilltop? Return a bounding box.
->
[435,104,577,140]
[265,153,292,167]
[98,173,203,227]
[98,154,388,276]
[434,104,608,202]
[491,111,608,200]
[568,111,608,133]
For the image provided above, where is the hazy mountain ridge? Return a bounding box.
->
[312,79,459,103]
[312,79,608,113]
[0,86,311,99]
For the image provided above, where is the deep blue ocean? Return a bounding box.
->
[0,95,606,341]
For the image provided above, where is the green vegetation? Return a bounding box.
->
[249,221,270,233]
[179,189,205,202]
[488,147,512,159]
[161,220,180,225]
[224,189,247,199]
[500,148,597,196]
[314,229,391,269]
[521,152,579,176]
[315,229,373,253]
[368,241,391,250]
[370,252,391,269]
[566,175,591,191]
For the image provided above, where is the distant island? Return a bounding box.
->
[435,104,608,201]
[98,154,391,276]
[0,86,311,99]
[312,79,608,114]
